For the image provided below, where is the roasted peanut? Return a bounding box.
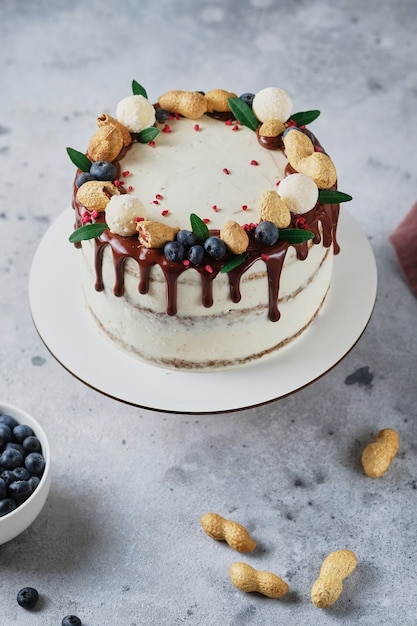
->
[283,128,337,189]
[200,512,256,553]
[220,220,249,255]
[76,180,120,212]
[96,113,132,147]
[205,89,237,113]
[136,220,179,248]
[158,90,207,119]
[311,549,357,608]
[229,562,289,598]
[361,428,399,478]
[87,124,124,162]
[258,189,291,227]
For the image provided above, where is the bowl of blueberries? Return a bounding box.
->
[0,401,51,544]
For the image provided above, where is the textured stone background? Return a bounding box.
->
[1,0,417,624]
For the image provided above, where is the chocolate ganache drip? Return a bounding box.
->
[72,120,340,321]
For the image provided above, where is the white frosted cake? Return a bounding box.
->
[69,83,350,371]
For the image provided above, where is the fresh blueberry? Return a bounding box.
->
[255,221,279,246]
[9,480,32,502]
[0,414,19,429]
[0,447,24,470]
[164,241,185,262]
[89,160,117,181]
[25,452,45,476]
[155,107,171,123]
[6,442,25,456]
[204,236,227,260]
[282,126,304,138]
[239,92,255,108]
[62,616,82,626]
[16,587,39,609]
[0,498,17,517]
[0,424,13,449]
[13,424,34,443]
[176,229,197,248]
[12,466,31,481]
[22,436,42,454]
[0,478,7,499]
[188,244,205,266]
[75,172,95,188]
[28,475,40,491]
[0,469,15,486]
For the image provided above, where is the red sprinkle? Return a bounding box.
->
[243,222,258,232]
[182,259,190,267]
[81,212,91,224]
[161,210,169,216]
[162,124,172,133]
[122,170,130,177]
[212,205,219,212]
[225,119,233,126]
[232,125,239,131]
[250,160,258,166]
[91,210,99,219]
[128,185,134,192]
[222,168,230,175]
[203,218,210,224]
[155,194,163,200]
[205,265,213,274]
[114,179,121,187]
[194,124,200,131]
[149,141,156,147]
[295,216,308,229]
[152,200,160,205]
[135,216,145,222]
[241,205,248,211]
[261,253,270,261]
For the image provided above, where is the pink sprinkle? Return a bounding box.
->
[162,124,172,133]
[91,210,99,219]
[174,113,181,120]
[114,179,121,187]
[155,194,163,200]
[194,124,200,131]
[261,253,270,261]
[212,205,219,212]
[223,168,230,175]
[225,119,233,126]
[251,160,258,166]
[232,125,239,131]
[128,185,134,192]
[161,210,169,216]
[276,180,281,186]
[243,222,258,232]
[122,170,130,177]
[149,141,156,147]
[205,264,213,274]
[153,200,160,205]
[182,259,190,267]
[203,218,210,224]
[81,213,91,224]
[241,205,248,211]
[135,216,145,222]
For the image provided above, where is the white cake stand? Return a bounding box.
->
[29,208,377,414]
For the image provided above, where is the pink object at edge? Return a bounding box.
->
[389,201,417,297]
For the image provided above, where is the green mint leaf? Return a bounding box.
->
[280,228,315,244]
[289,110,321,126]
[318,189,353,204]
[220,253,248,273]
[69,222,108,243]
[132,80,148,98]
[137,127,159,143]
[66,147,92,172]
[227,97,259,131]
[190,213,210,241]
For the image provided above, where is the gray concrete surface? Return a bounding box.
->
[1,0,417,624]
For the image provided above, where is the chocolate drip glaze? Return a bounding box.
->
[72,116,340,321]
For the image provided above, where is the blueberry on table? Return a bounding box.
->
[22,436,42,453]
[89,160,117,181]
[0,477,7,499]
[204,236,227,260]
[9,480,32,502]
[16,587,39,609]
[188,244,205,266]
[0,469,15,486]
[255,221,279,246]
[0,424,13,447]
[164,241,185,262]
[62,615,82,626]
[24,452,45,476]
[12,466,31,481]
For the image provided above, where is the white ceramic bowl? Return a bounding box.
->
[0,401,51,544]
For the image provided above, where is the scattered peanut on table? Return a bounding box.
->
[200,512,256,553]
[311,549,357,608]
[229,562,289,599]
[361,428,399,478]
